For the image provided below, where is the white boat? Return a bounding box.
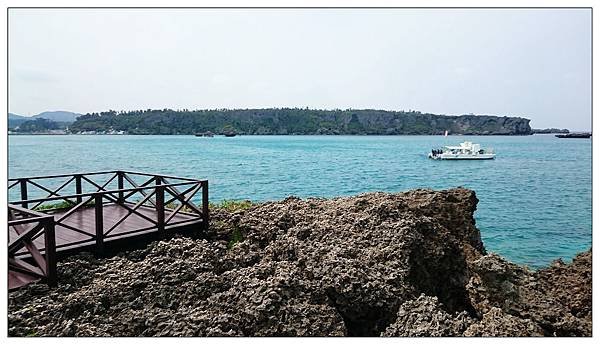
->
[428,141,496,160]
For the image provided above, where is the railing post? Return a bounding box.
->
[75,174,82,204]
[95,194,104,255]
[156,178,165,237]
[117,171,124,204]
[43,218,57,287]
[202,181,209,231]
[20,179,28,209]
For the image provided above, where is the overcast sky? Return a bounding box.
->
[9,8,591,130]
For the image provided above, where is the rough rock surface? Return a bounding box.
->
[463,308,544,336]
[8,188,591,336]
[381,295,474,336]
[466,251,592,336]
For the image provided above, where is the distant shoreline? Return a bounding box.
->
[8,132,68,136]
[18,109,582,136]
[8,133,544,137]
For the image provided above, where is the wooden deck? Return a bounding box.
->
[11,204,201,255]
[8,171,209,290]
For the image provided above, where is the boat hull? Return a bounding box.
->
[429,153,496,160]
[555,133,591,138]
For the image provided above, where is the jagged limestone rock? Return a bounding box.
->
[8,189,591,337]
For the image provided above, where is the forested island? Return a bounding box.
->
[66,108,532,135]
[532,128,570,134]
[8,111,79,134]
[9,118,69,133]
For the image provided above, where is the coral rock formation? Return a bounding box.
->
[8,188,591,336]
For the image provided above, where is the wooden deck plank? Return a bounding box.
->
[9,203,200,256]
[9,203,204,287]
[9,270,41,290]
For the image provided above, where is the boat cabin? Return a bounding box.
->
[429,141,495,160]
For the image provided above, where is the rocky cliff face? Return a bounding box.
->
[449,115,532,135]
[8,189,589,336]
[347,112,532,135]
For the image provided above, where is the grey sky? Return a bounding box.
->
[9,8,591,130]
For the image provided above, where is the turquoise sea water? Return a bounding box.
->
[8,134,591,267]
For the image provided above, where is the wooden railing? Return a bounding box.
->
[8,170,209,252]
[8,205,57,288]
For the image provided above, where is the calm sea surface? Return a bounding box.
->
[8,134,592,267]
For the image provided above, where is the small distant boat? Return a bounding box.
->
[429,141,495,160]
[555,133,591,139]
[195,131,214,137]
